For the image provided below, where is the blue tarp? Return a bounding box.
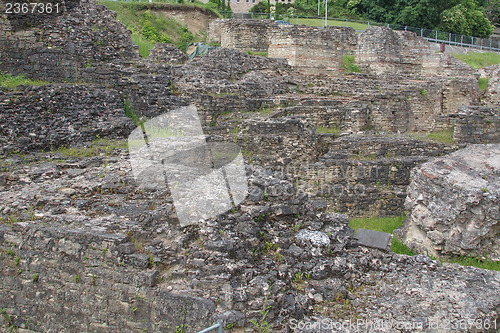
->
[188,42,216,60]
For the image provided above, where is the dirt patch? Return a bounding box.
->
[155,8,218,35]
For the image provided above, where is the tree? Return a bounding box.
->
[439,0,495,37]
[483,0,500,26]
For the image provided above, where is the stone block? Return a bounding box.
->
[355,229,391,251]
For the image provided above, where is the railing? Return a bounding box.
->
[197,320,223,333]
[218,11,500,53]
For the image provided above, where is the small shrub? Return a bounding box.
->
[478,77,489,92]
[342,55,361,74]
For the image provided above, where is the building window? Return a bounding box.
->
[252,0,255,2]
[246,0,249,3]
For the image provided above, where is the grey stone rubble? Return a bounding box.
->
[0,150,499,332]
[0,0,499,331]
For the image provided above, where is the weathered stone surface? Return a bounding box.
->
[397,144,500,260]
[269,25,357,73]
[0,85,135,154]
[450,105,500,143]
[483,76,500,106]
[0,0,139,82]
[357,26,478,78]
[208,19,275,52]
[148,42,188,64]
[295,229,331,248]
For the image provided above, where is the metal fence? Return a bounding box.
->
[220,11,500,53]
[197,320,223,333]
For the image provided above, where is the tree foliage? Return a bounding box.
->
[439,0,495,37]
[251,0,496,36]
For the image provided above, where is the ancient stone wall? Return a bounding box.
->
[356,27,478,79]
[356,27,431,76]
[237,117,323,166]
[296,136,457,216]
[207,19,274,52]
[0,0,138,82]
[451,105,500,143]
[0,85,135,154]
[268,26,357,73]
[0,223,216,332]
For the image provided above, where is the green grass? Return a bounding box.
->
[391,238,417,256]
[245,50,268,57]
[342,54,361,73]
[350,215,417,254]
[297,18,371,30]
[0,72,48,89]
[131,33,155,57]
[350,215,406,234]
[98,1,203,55]
[315,126,342,135]
[426,128,455,145]
[439,254,500,271]
[350,215,500,271]
[478,77,489,92]
[452,52,500,69]
[56,138,127,158]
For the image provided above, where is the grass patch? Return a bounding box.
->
[98,1,203,54]
[391,238,417,256]
[56,138,127,158]
[350,215,405,234]
[351,215,500,270]
[342,55,361,73]
[315,126,342,135]
[245,50,268,57]
[440,255,500,271]
[131,33,155,57]
[0,72,48,89]
[426,128,455,145]
[452,52,500,68]
[257,107,277,116]
[350,215,412,254]
[478,77,489,92]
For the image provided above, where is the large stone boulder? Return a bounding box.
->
[397,144,500,260]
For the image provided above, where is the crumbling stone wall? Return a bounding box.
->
[295,136,457,216]
[451,105,500,143]
[0,223,216,332]
[0,85,135,154]
[207,19,274,52]
[356,27,478,79]
[0,0,138,82]
[356,27,431,76]
[268,26,357,73]
[237,117,323,166]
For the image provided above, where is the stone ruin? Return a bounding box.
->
[1,2,499,332]
[398,144,500,260]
